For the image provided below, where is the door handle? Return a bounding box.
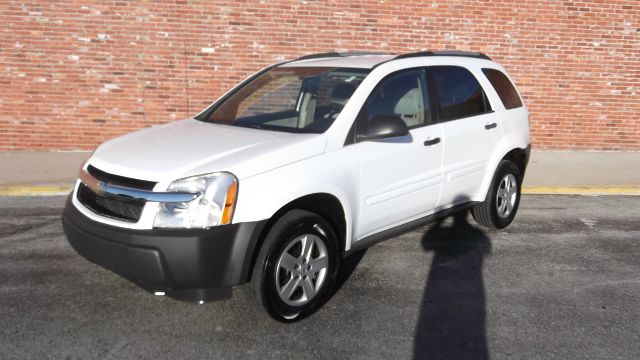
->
[484,122,497,130]
[423,137,441,146]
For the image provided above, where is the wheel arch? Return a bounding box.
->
[502,147,530,180]
[476,138,530,201]
[245,192,349,282]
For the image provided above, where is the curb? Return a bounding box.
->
[0,185,72,197]
[1,185,639,197]
[521,186,640,196]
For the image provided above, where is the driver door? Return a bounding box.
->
[354,68,444,240]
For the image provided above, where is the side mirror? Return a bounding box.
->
[357,115,409,142]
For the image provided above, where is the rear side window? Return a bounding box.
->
[482,68,523,110]
[430,66,492,121]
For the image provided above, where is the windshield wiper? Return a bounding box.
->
[236,123,265,130]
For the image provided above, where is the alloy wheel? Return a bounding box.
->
[275,233,329,306]
[496,173,518,218]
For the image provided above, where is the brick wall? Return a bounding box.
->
[1,0,638,151]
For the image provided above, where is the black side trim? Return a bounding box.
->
[347,202,477,254]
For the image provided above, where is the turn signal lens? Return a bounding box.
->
[221,180,238,225]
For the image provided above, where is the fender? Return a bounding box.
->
[232,147,359,252]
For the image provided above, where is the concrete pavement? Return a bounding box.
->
[1,195,639,359]
[0,150,639,195]
[522,151,640,192]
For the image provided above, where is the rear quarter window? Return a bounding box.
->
[482,68,523,110]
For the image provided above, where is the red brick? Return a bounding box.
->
[0,0,638,151]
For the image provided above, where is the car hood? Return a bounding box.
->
[88,119,327,184]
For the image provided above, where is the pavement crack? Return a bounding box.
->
[101,339,128,360]
[0,217,60,238]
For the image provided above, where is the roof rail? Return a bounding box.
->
[433,50,491,60]
[395,50,491,61]
[295,51,394,61]
[393,51,437,60]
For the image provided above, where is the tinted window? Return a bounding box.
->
[482,68,523,110]
[430,66,491,121]
[363,69,430,129]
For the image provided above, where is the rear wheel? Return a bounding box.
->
[248,209,339,322]
[472,160,522,229]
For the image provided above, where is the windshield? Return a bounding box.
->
[196,67,369,133]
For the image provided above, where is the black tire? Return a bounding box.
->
[248,209,340,322]
[472,160,522,229]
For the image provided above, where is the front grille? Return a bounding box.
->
[87,165,156,191]
[77,166,157,222]
[77,183,145,222]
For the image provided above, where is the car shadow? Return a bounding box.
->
[332,248,368,297]
[413,209,492,360]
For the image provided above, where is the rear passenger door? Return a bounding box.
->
[428,66,501,207]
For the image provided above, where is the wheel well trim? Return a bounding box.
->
[244,191,352,282]
[477,139,530,201]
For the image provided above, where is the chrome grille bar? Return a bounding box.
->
[79,169,199,203]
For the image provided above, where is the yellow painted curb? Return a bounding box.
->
[522,186,640,195]
[0,185,72,196]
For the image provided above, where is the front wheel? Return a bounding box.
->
[472,160,522,229]
[248,209,339,322]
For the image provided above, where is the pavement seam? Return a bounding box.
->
[1,185,640,196]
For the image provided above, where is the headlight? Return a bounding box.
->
[154,172,238,229]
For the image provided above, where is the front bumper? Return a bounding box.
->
[62,196,267,302]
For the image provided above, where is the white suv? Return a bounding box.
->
[63,51,530,322]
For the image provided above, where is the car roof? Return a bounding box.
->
[279,51,494,70]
